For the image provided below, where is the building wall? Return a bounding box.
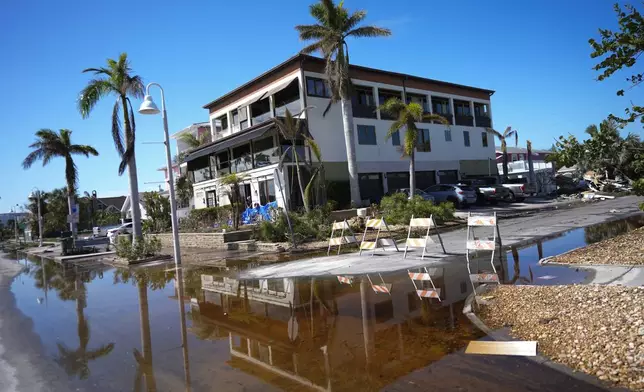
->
[303,70,497,177]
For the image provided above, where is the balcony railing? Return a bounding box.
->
[275,100,301,117]
[475,115,491,128]
[230,157,253,173]
[254,146,280,167]
[352,103,377,119]
[193,167,214,183]
[454,114,474,126]
[433,111,453,125]
[252,111,272,126]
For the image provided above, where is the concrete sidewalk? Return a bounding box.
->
[239,196,644,280]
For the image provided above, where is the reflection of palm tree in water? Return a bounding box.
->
[509,247,533,284]
[55,276,115,379]
[133,279,157,392]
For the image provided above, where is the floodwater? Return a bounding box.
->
[3,215,643,392]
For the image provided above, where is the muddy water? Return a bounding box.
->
[3,215,643,391]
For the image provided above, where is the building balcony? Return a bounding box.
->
[433,111,453,125]
[475,115,491,128]
[193,167,214,183]
[275,100,301,117]
[454,114,474,126]
[251,111,272,126]
[352,103,377,119]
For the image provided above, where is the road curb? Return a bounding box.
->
[462,286,631,392]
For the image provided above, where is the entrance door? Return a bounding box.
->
[359,173,384,203]
[206,190,217,207]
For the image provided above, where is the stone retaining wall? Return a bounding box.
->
[151,230,252,249]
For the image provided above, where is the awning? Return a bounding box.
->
[184,122,276,162]
[248,74,299,106]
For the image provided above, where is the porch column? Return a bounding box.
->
[448,97,456,125]
[470,101,476,127]
[374,87,381,120]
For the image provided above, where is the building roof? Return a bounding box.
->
[203,54,495,111]
[97,196,126,210]
[496,147,553,154]
[170,122,211,139]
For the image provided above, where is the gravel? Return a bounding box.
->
[552,226,644,265]
[478,285,644,391]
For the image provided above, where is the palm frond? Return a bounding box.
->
[506,129,518,146]
[403,127,418,156]
[296,24,331,40]
[422,113,450,125]
[485,127,503,139]
[22,149,45,169]
[111,100,125,156]
[78,79,113,118]
[385,119,405,140]
[344,10,366,31]
[346,26,391,38]
[300,41,325,55]
[407,102,424,120]
[378,97,405,116]
[81,67,112,76]
[70,144,99,157]
[306,137,322,162]
[178,133,202,149]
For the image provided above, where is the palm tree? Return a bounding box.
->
[78,53,145,239]
[22,129,99,236]
[176,174,193,208]
[296,0,391,207]
[486,126,518,181]
[220,173,248,230]
[55,277,115,379]
[275,108,309,212]
[178,132,210,150]
[379,98,449,196]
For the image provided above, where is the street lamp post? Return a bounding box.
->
[29,188,43,247]
[139,83,181,265]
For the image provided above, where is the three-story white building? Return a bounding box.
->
[185,54,497,210]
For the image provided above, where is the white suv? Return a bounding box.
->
[107,222,133,244]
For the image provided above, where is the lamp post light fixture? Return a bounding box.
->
[29,188,43,247]
[138,82,182,265]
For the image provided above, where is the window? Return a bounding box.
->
[267,279,285,292]
[306,77,330,98]
[215,151,230,176]
[231,110,239,130]
[378,89,402,120]
[417,129,431,152]
[406,93,429,112]
[454,101,472,116]
[431,97,450,116]
[258,178,276,205]
[352,86,377,118]
[444,129,452,142]
[253,137,278,167]
[357,125,377,145]
[482,132,488,147]
[213,114,228,134]
[391,131,400,146]
[464,131,471,147]
[206,190,217,207]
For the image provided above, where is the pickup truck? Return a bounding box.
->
[459,179,511,204]
[500,178,537,202]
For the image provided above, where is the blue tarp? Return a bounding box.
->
[242,201,278,225]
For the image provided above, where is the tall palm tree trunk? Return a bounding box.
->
[122,100,143,239]
[527,142,536,192]
[67,191,77,236]
[293,142,309,212]
[137,281,157,391]
[340,97,362,206]
[409,150,416,197]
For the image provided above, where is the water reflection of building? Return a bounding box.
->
[191,264,488,391]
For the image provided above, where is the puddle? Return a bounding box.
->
[2,214,642,391]
[505,214,644,285]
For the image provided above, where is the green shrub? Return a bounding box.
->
[253,203,334,243]
[379,193,455,225]
[115,236,162,261]
[180,206,232,232]
[633,179,644,211]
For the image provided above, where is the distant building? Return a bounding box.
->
[0,212,30,225]
[495,146,553,163]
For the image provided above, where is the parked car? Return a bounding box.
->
[458,179,511,205]
[93,224,120,238]
[107,222,133,244]
[424,184,477,207]
[501,177,537,202]
[396,188,436,203]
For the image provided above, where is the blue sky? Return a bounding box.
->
[1,0,642,211]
